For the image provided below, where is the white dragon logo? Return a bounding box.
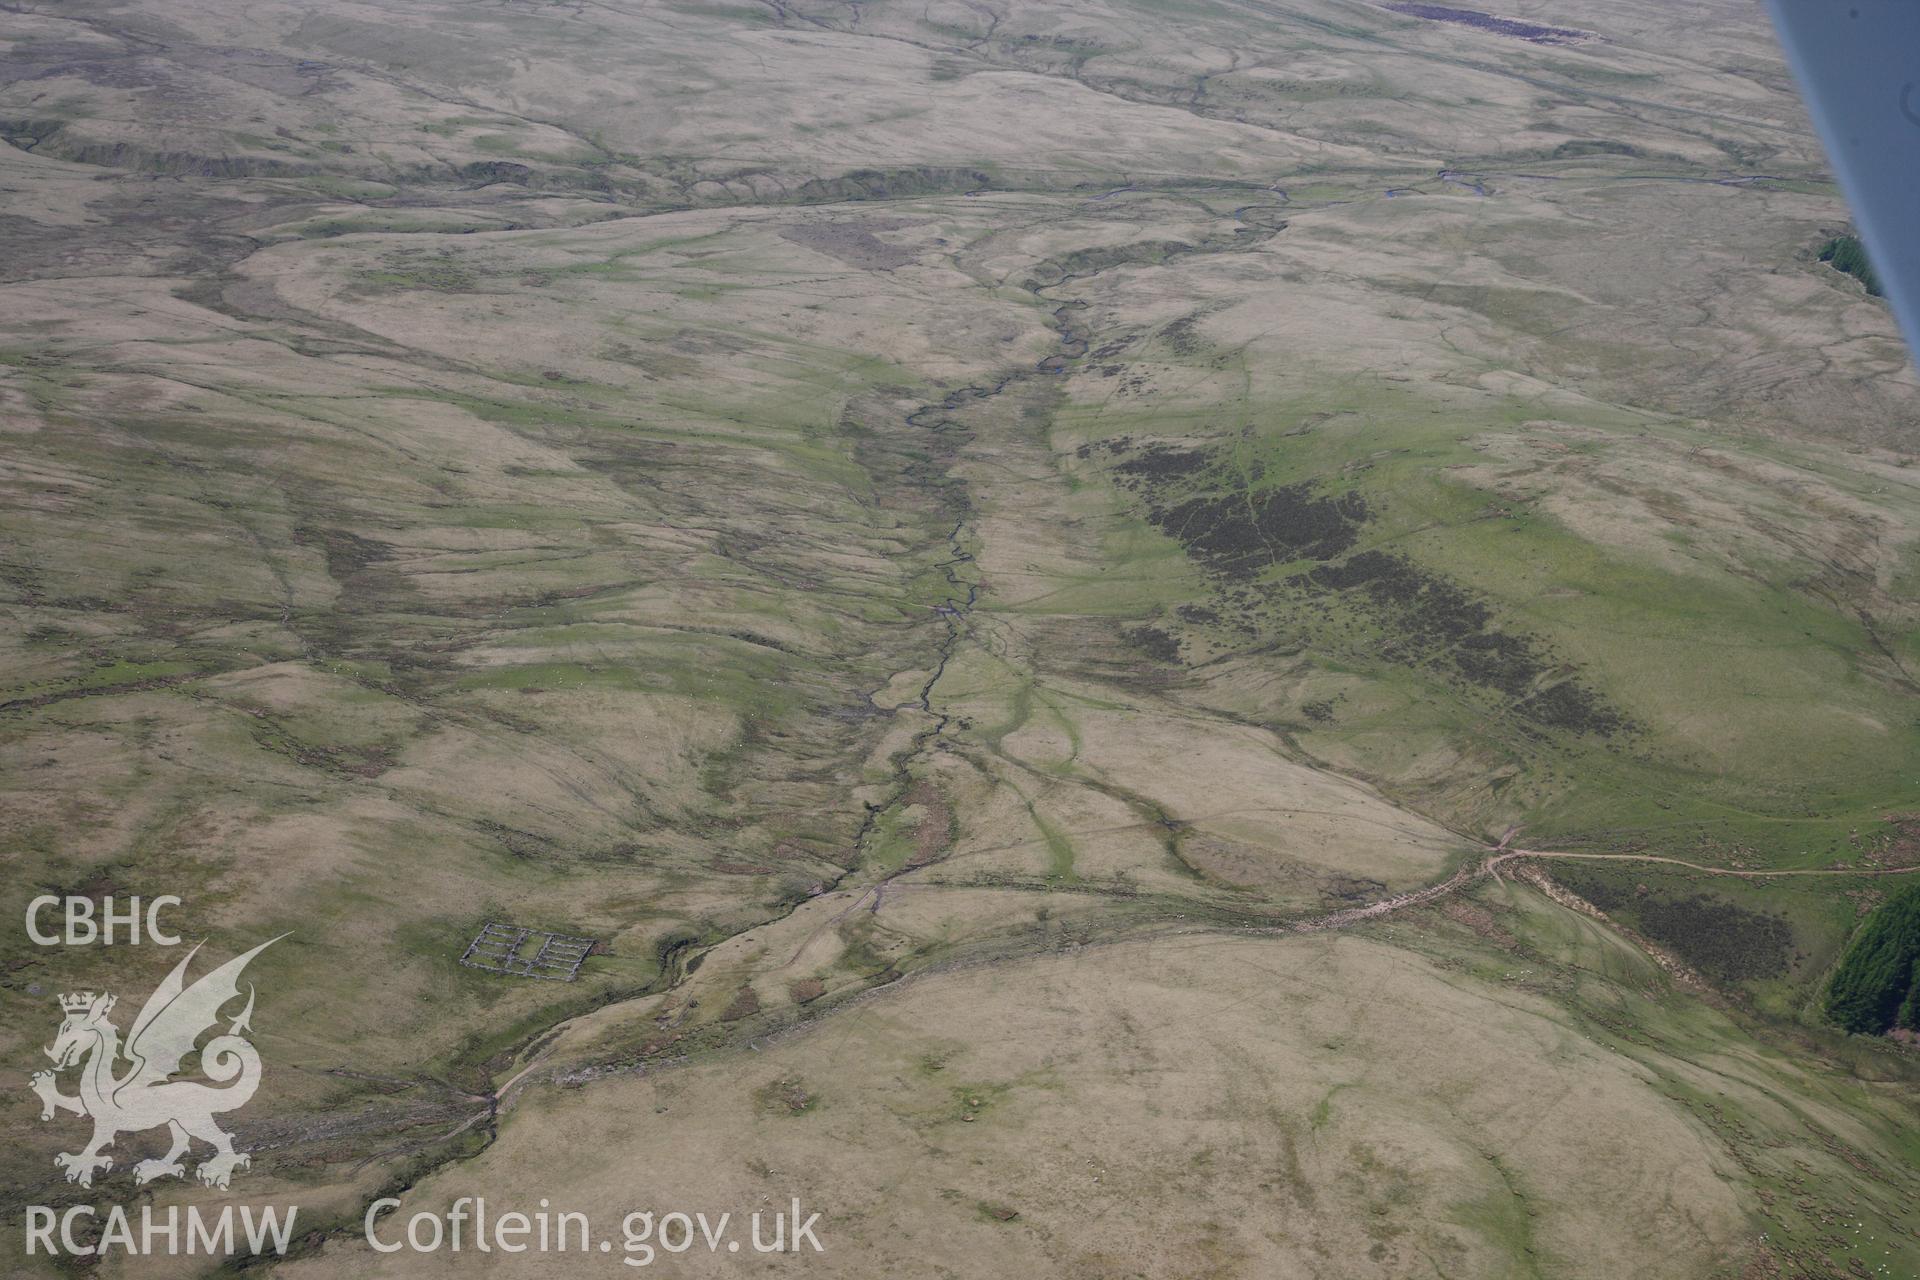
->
[30,937,281,1190]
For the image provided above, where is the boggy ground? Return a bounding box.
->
[2,1,1919,1277]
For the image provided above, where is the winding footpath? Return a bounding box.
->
[1288,843,1920,935]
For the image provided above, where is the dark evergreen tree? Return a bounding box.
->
[1819,235,1883,297]
[1825,880,1920,1034]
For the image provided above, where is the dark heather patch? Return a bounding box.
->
[1123,625,1181,663]
[1301,550,1622,735]
[1160,314,1204,357]
[1516,681,1621,736]
[1101,439,1627,737]
[1145,483,1369,579]
[460,160,533,184]
[1453,631,1536,696]
[1564,877,1793,983]
[1113,445,1209,483]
